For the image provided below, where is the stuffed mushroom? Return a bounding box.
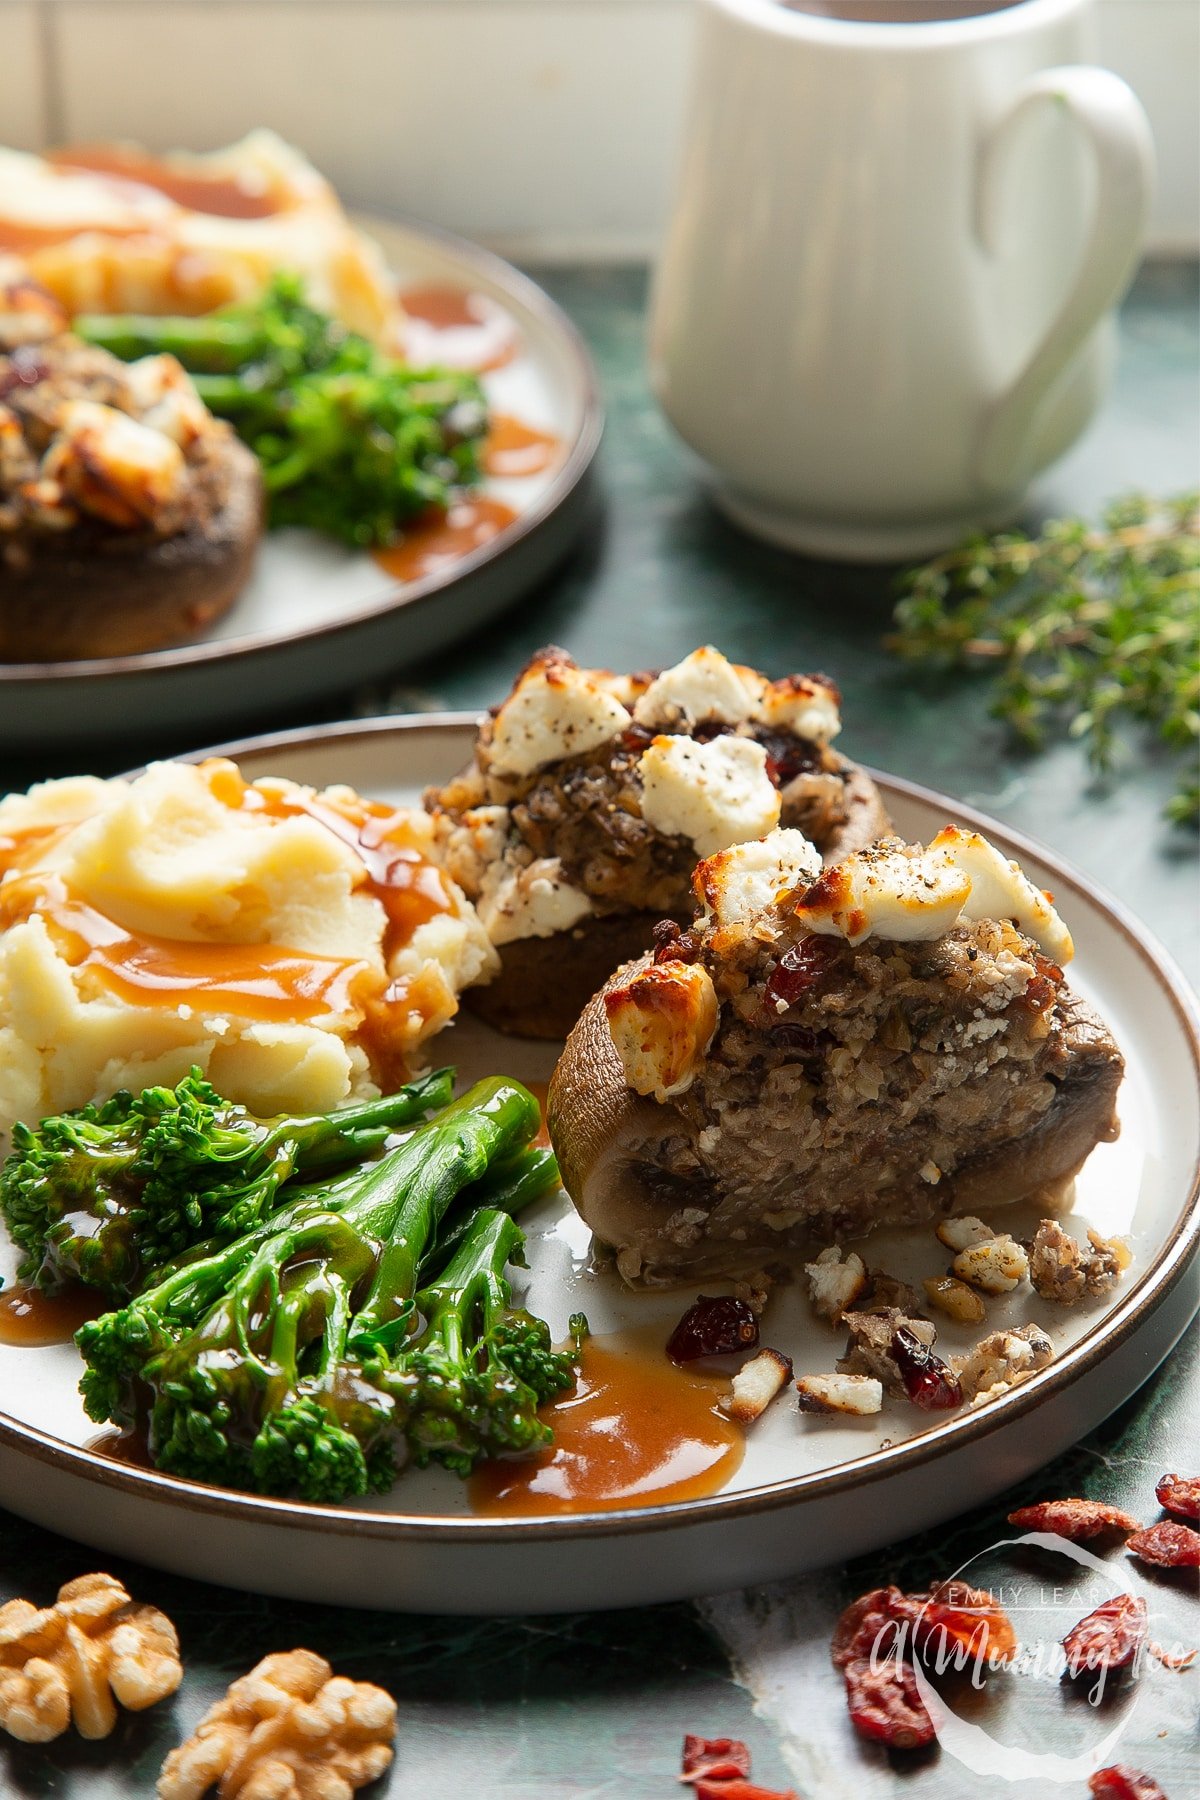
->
[549,825,1124,1285]
[424,644,890,1037]
[0,262,261,660]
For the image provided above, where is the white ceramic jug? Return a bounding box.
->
[648,0,1154,559]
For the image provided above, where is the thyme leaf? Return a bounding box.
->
[888,493,1200,825]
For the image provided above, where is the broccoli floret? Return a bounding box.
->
[76,276,489,547]
[393,1207,578,1478]
[1,1066,452,1298]
[75,1078,562,1503]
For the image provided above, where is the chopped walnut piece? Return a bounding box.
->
[935,1215,993,1252]
[734,1270,774,1317]
[156,1649,396,1800]
[795,1372,882,1416]
[722,1348,793,1422]
[923,1275,987,1325]
[0,1572,181,1744]
[952,1232,1029,1295]
[836,1307,936,1396]
[954,1323,1054,1405]
[804,1246,867,1323]
[1029,1219,1129,1303]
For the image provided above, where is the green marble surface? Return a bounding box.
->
[1,261,1197,1796]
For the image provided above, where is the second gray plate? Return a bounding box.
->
[0,221,600,749]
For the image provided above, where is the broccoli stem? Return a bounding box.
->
[73,274,489,547]
[1,1066,453,1298]
[73,312,264,372]
[416,1207,523,1358]
[76,1078,545,1498]
[395,1205,577,1477]
[421,1144,559,1281]
[278,1069,453,1170]
[345,1080,541,1348]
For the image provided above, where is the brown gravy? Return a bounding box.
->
[400,286,520,374]
[469,1332,743,1516]
[0,217,143,253]
[373,497,517,585]
[205,760,455,965]
[0,1282,107,1346]
[0,762,457,1030]
[48,145,284,219]
[0,875,370,1025]
[483,415,561,480]
[88,1425,155,1468]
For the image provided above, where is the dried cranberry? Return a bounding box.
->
[764,937,840,1011]
[912,1580,1017,1669]
[653,919,701,966]
[693,1782,799,1800]
[1063,1595,1148,1677]
[842,1655,935,1750]
[1088,1767,1169,1799]
[892,1326,962,1410]
[1008,1498,1142,1541]
[653,919,683,958]
[681,1735,752,1781]
[1020,951,1065,1015]
[756,729,821,788]
[831,1588,910,1669]
[834,1582,1011,1752]
[1126,1520,1200,1569]
[1155,1473,1200,1522]
[667,1296,759,1363]
[0,349,48,400]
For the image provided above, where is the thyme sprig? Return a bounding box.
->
[889,493,1200,824]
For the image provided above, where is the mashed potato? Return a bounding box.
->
[0,132,402,346]
[0,758,498,1133]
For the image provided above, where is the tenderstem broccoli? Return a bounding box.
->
[75,1078,571,1502]
[0,1066,452,1298]
[393,1206,577,1477]
[75,275,489,546]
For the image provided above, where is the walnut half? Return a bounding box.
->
[157,1648,396,1800]
[0,1572,181,1743]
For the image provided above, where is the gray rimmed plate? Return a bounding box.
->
[0,716,1196,1614]
[0,223,601,750]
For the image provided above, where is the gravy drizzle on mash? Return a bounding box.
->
[0,759,497,1133]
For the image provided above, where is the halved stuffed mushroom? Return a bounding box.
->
[424,644,890,1037]
[549,825,1123,1285]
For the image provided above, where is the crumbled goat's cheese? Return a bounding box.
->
[638,734,781,859]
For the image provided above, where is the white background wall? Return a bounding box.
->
[1,0,1195,259]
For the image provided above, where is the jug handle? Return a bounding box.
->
[972,65,1153,496]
